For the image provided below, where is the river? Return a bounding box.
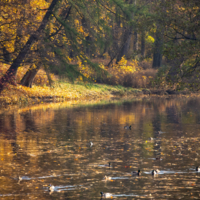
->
[0,97,200,199]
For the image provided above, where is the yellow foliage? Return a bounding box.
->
[1,0,49,52]
[76,56,141,85]
[73,57,157,88]
[146,35,155,44]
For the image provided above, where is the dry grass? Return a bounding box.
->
[123,69,157,88]
[138,60,152,70]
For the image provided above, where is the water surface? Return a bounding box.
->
[0,97,200,199]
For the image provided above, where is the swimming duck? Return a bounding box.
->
[157,131,164,134]
[131,169,141,176]
[155,157,161,160]
[148,137,154,141]
[103,162,111,167]
[124,125,131,130]
[100,192,113,198]
[17,176,23,183]
[196,166,200,171]
[89,141,93,147]
[152,169,160,175]
[11,176,23,183]
[103,175,112,180]
[48,184,55,193]
[106,162,111,167]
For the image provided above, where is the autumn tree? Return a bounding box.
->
[103,0,152,66]
[161,0,200,88]
[152,0,166,68]
[0,0,115,89]
[0,0,58,89]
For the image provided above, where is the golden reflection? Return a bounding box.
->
[0,97,199,199]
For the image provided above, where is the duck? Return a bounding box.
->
[103,175,112,180]
[17,176,23,183]
[157,131,164,134]
[148,137,154,141]
[106,162,111,167]
[155,157,161,160]
[131,169,141,176]
[103,162,111,167]
[48,184,55,193]
[11,176,23,183]
[100,192,113,198]
[196,166,200,171]
[89,141,93,147]
[152,169,160,175]
[124,125,131,130]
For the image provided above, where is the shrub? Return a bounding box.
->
[123,69,157,88]
[139,60,152,70]
[76,56,157,88]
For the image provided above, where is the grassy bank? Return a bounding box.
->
[0,81,145,106]
[0,60,196,107]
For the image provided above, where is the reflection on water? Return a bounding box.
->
[1,97,200,199]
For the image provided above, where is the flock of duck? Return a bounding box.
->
[100,126,162,198]
[100,166,200,198]
[103,168,158,180]
[48,125,200,198]
[100,168,162,198]
[41,164,200,196]
[99,126,200,199]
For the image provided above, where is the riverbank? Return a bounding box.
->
[0,82,145,106]
[0,81,197,108]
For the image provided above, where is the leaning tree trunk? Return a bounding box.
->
[20,65,41,88]
[0,0,59,92]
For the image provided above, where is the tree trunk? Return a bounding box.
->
[133,31,138,52]
[0,0,59,92]
[152,24,164,68]
[116,28,132,63]
[85,36,92,57]
[3,47,11,64]
[141,30,145,58]
[44,65,53,87]
[21,65,40,88]
[116,0,135,63]
[152,0,166,68]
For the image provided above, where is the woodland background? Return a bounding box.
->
[0,0,200,95]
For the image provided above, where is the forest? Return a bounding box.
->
[0,0,200,104]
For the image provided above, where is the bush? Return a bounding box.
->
[123,69,157,88]
[76,57,157,88]
[139,60,152,70]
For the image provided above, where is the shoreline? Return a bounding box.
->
[0,83,198,109]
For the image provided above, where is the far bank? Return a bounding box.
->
[0,81,196,107]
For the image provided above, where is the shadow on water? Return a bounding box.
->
[1,97,200,199]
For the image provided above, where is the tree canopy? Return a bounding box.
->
[0,0,200,91]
